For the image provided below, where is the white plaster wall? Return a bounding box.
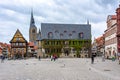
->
[105,33,116,41]
[105,43,117,58]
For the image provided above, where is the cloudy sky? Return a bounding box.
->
[0,0,119,43]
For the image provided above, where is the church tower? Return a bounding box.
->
[36,29,43,57]
[29,9,37,43]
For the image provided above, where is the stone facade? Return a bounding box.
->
[29,11,91,58]
[116,5,120,53]
[104,15,117,59]
[104,5,120,59]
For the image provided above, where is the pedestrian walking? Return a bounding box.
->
[112,56,115,61]
[53,55,55,61]
[91,54,94,64]
[1,55,5,63]
[51,55,53,61]
[117,53,120,64]
[118,56,120,64]
[102,54,105,62]
[38,56,41,61]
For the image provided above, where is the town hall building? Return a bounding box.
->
[29,11,91,58]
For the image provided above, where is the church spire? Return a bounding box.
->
[38,28,41,34]
[29,8,37,42]
[30,9,35,26]
[38,28,41,37]
[87,19,89,25]
[36,28,41,41]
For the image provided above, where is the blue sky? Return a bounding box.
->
[0,0,119,43]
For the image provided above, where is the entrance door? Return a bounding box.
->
[65,50,69,56]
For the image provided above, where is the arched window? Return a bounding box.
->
[48,32,53,39]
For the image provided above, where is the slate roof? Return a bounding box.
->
[41,23,91,40]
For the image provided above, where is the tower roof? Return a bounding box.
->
[38,28,41,34]
[36,29,42,41]
[30,9,35,27]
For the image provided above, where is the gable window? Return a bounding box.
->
[16,38,20,41]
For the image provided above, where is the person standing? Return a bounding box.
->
[38,56,41,61]
[91,54,94,64]
[1,55,5,63]
[102,54,105,62]
[51,55,53,61]
[117,53,120,64]
[119,57,120,64]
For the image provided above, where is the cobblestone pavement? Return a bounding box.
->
[0,58,120,80]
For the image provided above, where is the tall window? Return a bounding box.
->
[19,43,23,46]
[16,43,18,46]
[32,29,35,33]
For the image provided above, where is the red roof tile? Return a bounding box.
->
[107,15,116,22]
[111,15,117,19]
[34,46,38,50]
[96,35,104,46]
[28,42,34,46]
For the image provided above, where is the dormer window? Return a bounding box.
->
[72,31,76,33]
[69,34,72,36]
[60,33,63,39]
[69,34,72,39]
[79,32,84,38]
[48,32,53,39]
[64,30,67,33]
[55,30,59,33]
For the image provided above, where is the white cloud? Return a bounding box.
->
[0,0,119,43]
[91,21,107,37]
